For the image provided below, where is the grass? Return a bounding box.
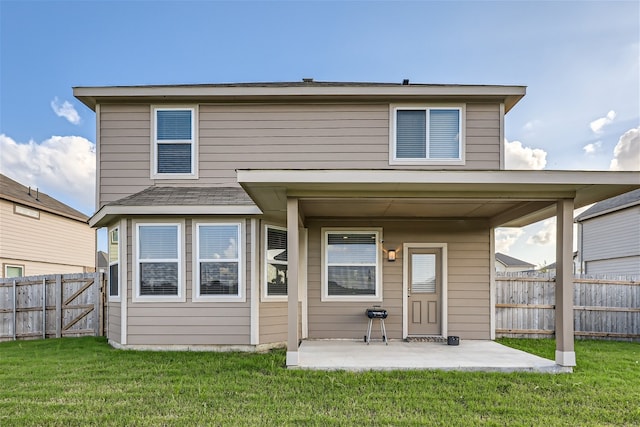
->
[0,337,638,426]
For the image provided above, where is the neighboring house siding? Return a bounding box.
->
[97,103,502,206]
[581,206,640,276]
[124,218,252,346]
[585,257,640,276]
[306,220,491,341]
[0,199,94,277]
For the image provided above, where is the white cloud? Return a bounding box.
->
[495,228,524,254]
[589,110,616,134]
[527,219,556,246]
[0,134,95,213]
[583,141,602,155]
[504,139,547,170]
[609,126,640,171]
[523,119,542,133]
[51,97,81,125]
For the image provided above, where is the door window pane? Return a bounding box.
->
[412,253,436,293]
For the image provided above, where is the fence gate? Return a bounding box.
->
[0,273,104,341]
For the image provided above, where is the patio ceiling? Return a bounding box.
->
[237,169,640,227]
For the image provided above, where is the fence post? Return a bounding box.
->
[12,280,17,340]
[55,275,62,338]
[42,278,46,339]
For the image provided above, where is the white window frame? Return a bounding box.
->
[263,224,288,302]
[151,106,198,180]
[321,228,383,302]
[133,220,185,303]
[4,264,24,278]
[193,220,245,302]
[108,226,120,301]
[389,104,465,166]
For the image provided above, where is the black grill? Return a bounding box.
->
[366,308,388,319]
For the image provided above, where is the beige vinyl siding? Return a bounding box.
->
[259,302,287,344]
[306,219,491,341]
[106,301,121,343]
[125,218,252,346]
[0,200,95,277]
[99,105,153,205]
[97,103,503,205]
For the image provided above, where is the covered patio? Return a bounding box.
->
[238,169,639,369]
[296,340,570,373]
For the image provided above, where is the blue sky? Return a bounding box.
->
[1,0,639,266]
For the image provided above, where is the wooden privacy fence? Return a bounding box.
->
[496,273,640,341]
[0,273,104,341]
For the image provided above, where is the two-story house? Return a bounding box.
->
[0,173,95,277]
[74,80,639,367]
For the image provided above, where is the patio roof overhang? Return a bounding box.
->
[237,169,640,227]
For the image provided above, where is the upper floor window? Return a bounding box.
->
[153,107,197,179]
[391,105,464,165]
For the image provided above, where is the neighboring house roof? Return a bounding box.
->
[575,189,640,222]
[0,173,88,223]
[495,252,535,268]
[90,186,262,227]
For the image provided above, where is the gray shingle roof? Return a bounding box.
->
[575,189,640,222]
[495,252,535,267]
[0,173,88,222]
[107,186,256,207]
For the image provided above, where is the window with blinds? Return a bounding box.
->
[137,224,180,297]
[265,226,288,298]
[394,106,462,162]
[196,222,242,300]
[323,230,381,300]
[154,108,195,176]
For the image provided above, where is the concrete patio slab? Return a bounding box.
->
[296,340,571,373]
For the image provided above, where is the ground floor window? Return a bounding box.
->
[265,225,287,299]
[322,229,381,301]
[108,227,119,298]
[195,222,242,300]
[136,223,181,298]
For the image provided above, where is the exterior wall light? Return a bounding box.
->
[387,249,396,262]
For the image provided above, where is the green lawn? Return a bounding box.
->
[0,337,638,426]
